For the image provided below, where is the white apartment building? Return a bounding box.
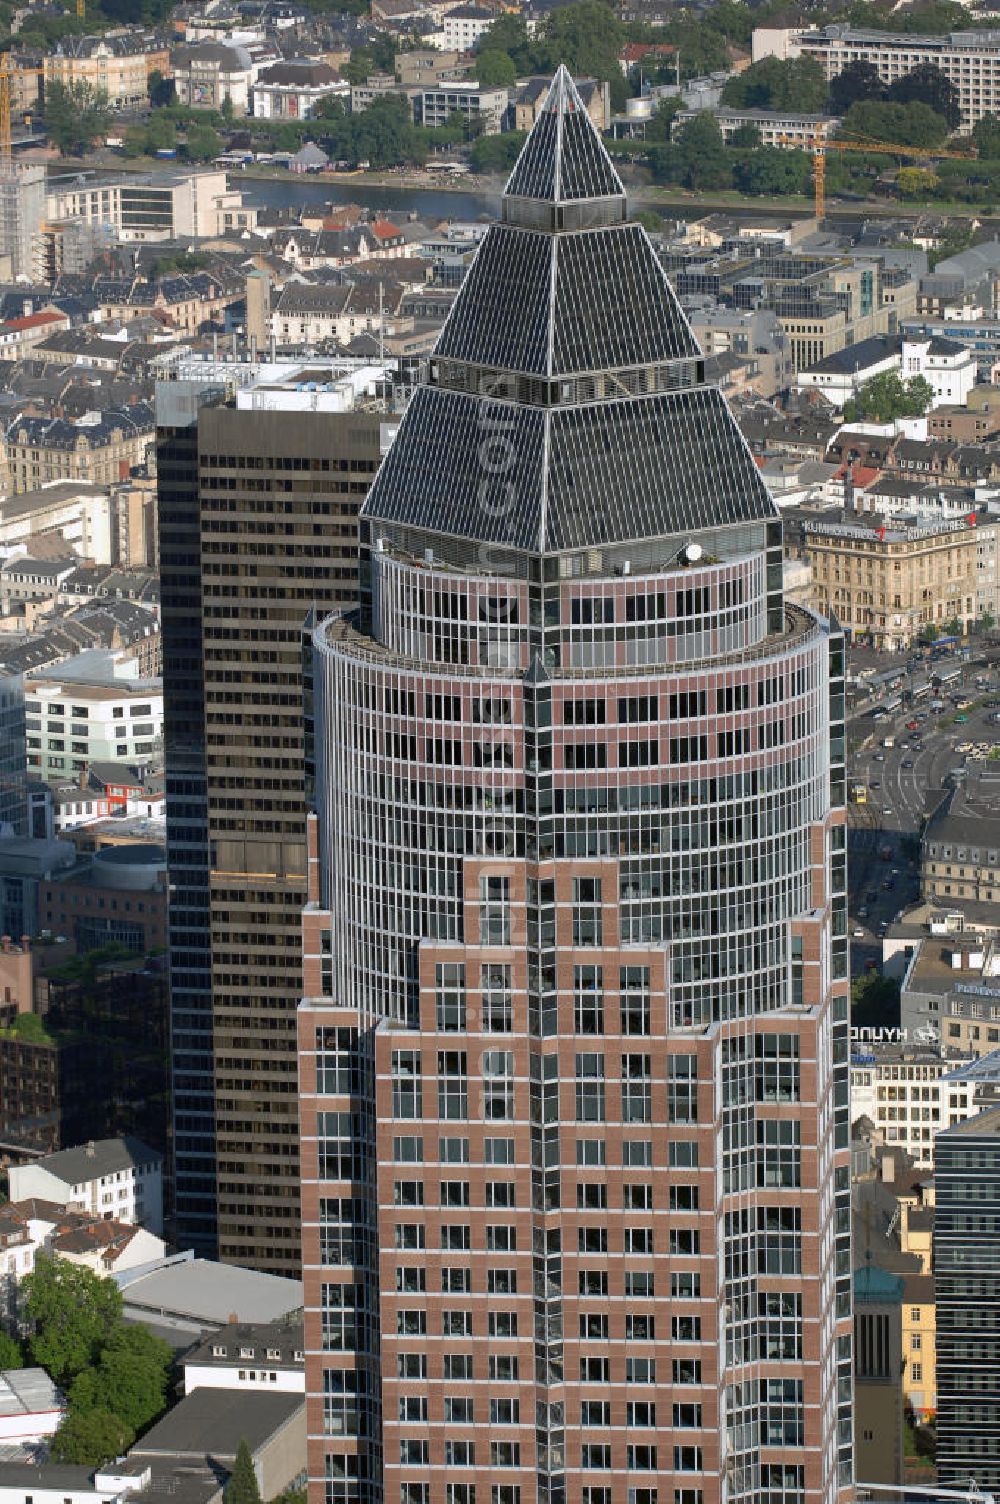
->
[902,334,977,408]
[45,169,244,243]
[182,1319,305,1396]
[250,59,348,118]
[786,24,1000,132]
[673,106,841,148]
[7,1136,164,1235]
[25,650,163,782]
[851,1046,977,1165]
[438,3,496,50]
[414,81,508,132]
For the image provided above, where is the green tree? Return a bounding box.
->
[475,49,516,88]
[226,1441,262,1504]
[147,69,175,108]
[979,608,996,632]
[721,55,827,111]
[842,98,950,148]
[730,122,762,148]
[478,12,534,73]
[44,79,112,156]
[69,1326,173,1435]
[974,112,1000,157]
[646,98,683,143]
[850,970,900,1029]
[184,124,222,161]
[0,1331,23,1368]
[21,1256,124,1385]
[352,94,424,169]
[897,165,940,198]
[470,129,525,173]
[536,0,625,102]
[220,94,235,122]
[702,0,754,47]
[843,371,935,422]
[888,62,961,129]
[734,145,811,196]
[671,112,731,190]
[829,59,886,114]
[635,209,663,232]
[50,1408,133,1467]
[945,615,964,637]
[654,16,730,79]
[922,621,940,643]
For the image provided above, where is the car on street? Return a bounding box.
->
[906,720,919,731]
[873,752,885,761]
[870,779,881,788]
[955,713,970,723]
[882,877,894,889]
[902,759,914,768]
[958,742,973,753]
[853,928,865,938]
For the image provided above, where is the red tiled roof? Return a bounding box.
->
[2,311,66,334]
[370,218,403,240]
[620,42,676,62]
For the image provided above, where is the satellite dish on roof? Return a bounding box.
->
[682,542,703,564]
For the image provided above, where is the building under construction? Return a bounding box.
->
[0,163,45,280]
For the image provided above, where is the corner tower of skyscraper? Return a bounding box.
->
[299,67,852,1504]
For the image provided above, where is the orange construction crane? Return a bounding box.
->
[781,133,975,219]
[0,54,47,173]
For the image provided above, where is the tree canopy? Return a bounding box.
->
[843,371,935,422]
[44,80,112,156]
[22,1255,173,1455]
[829,60,885,114]
[887,62,961,129]
[666,112,731,190]
[721,55,828,112]
[68,1326,173,1435]
[50,1408,134,1468]
[841,98,950,148]
[733,145,811,196]
[22,1255,124,1385]
[475,49,517,88]
[974,112,1000,157]
[0,1331,23,1369]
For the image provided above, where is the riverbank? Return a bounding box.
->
[41,151,1000,225]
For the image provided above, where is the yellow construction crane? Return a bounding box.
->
[0,54,47,172]
[77,0,85,17]
[781,133,975,219]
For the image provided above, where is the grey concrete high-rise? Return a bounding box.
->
[158,361,392,1270]
[935,1105,1000,1490]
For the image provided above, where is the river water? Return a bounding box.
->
[237,173,501,223]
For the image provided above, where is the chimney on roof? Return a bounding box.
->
[20,936,29,952]
[1,936,9,953]
[85,1140,95,1157]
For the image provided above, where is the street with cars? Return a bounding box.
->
[845,649,1000,968]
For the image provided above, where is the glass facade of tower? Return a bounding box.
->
[299,68,852,1504]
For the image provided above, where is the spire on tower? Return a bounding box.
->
[503,64,626,219]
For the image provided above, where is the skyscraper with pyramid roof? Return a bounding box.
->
[298,67,853,1504]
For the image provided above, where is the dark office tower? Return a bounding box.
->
[158,369,388,1271]
[299,70,852,1504]
[935,1105,1000,1490]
